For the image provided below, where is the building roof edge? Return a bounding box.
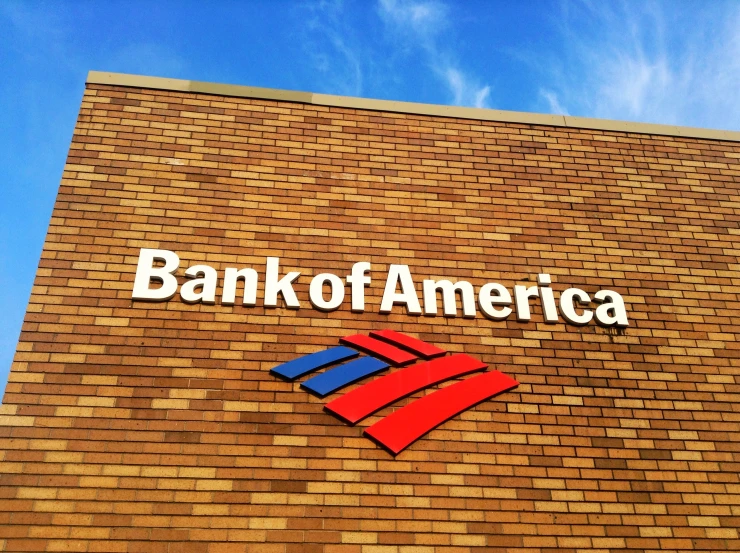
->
[86,71,740,143]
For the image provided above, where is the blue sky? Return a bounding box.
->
[1,0,739,393]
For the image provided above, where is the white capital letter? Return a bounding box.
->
[132,248,179,301]
[594,290,629,327]
[559,288,593,326]
[380,265,421,315]
[264,257,301,309]
[310,273,345,311]
[346,262,371,312]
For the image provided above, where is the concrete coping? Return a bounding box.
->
[87,71,740,143]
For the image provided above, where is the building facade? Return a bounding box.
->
[1,71,739,552]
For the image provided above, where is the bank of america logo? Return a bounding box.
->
[270,330,519,454]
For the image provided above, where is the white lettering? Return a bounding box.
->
[346,262,371,312]
[380,265,421,315]
[222,268,258,306]
[594,290,629,327]
[264,257,301,309]
[181,265,218,304]
[559,288,593,325]
[478,283,512,320]
[514,284,539,322]
[537,274,559,323]
[132,248,180,301]
[129,250,630,327]
[423,279,476,318]
[309,273,345,311]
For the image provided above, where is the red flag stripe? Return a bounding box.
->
[325,353,486,424]
[364,370,519,455]
[339,334,417,366]
[369,329,446,359]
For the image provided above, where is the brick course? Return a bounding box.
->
[1,80,739,552]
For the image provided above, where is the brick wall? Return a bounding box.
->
[1,82,739,552]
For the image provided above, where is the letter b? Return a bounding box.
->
[132,248,180,301]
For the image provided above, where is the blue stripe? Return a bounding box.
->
[270,346,359,381]
[301,356,389,398]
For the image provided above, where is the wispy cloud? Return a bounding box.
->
[444,67,490,109]
[539,90,569,116]
[298,0,364,97]
[377,0,492,108]
[539,1,740,130]
[377,0,448,42]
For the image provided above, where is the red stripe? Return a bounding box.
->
[325,354,486,424]
[339,334,417,366]
[369,329,446,359]
[364,371,519,455]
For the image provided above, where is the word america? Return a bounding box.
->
[132,248,628,327]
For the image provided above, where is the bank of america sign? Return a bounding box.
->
[131,249,630,327]
[129,248,630,454]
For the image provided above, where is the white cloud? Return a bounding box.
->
[377,0,447,40]
[539,90,569,116]
[541,1,740,130]
[378,0,492,108]
[445,67,490,109]
[473,85,491,110]
[299,0,364,96]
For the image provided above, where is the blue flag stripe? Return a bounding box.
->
[269,346,359,381]
[300,356,389,398]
